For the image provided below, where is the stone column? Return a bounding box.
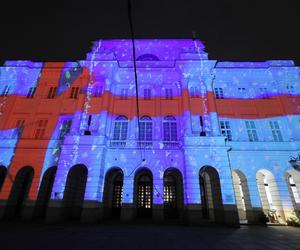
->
[120,175,135,222]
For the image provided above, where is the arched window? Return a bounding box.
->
[163,116,177,141]
[113,116,128,140]
[139,116,152,141]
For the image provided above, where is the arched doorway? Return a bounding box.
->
[256,169,284,223]
[34,166,57,219]
[63,164,88,220]
[6,166,34,218]
[0,165,7,191]
[286,169,300,216]
[163,168,183,219]
[135,168,153,219]
[232,170,252,223]
[103,168,124,219]
[199,166,224,222]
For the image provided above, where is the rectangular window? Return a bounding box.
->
[269,121,283,142]
[70,87,79,99]
[259,87,269,99]
[34,119,48,139]
[27,87,36,98]
[143,89,151,100]
[238,87,246,96]
[93,86,103,97]
[47,87,57,99]
[165,88,173,100]
[190,87,200,98]
[120,88,128,100]
[1,85,10,97]
[214,87,224,99]
[220,121,232,141]
[13,119,25,138]
[59,119,72,139]
[245,121,258,142]
[287,84,295,95]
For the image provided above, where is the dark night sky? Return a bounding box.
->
[0,0,300,65]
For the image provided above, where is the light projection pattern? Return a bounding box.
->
[0,40,299,212]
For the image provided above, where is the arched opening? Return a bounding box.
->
[103,168,124,219]
[256,169,284,223]
[286,169,300,216]
[163,168,184,219]
[232,170,252,223]
[199,166,224,222]
[6,166,34,218]
[34,166,57,219]
[0,165,7,191]
[63,164,88,220]
[134,168,153,219]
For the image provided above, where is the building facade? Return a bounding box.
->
[0,39,299,225]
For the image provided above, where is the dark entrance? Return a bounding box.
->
[163,168,183,219]
[136,169,153,218]
[6,166,34,219]
[63,164,88,220]
[111,173,123,218]
[0,165,7,191]
[199,166,224,222]
[199,174,209,219]
[34,166,57,219]
[103,168,124,219]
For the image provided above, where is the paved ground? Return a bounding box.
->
[0,221,299,250]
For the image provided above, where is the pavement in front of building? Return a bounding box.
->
[0,221,299,250]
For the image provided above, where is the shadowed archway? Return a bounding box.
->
[6,166,34,219]
[63,164,88,220]
[163,168,184,219]
[134,168,153,219]
[103,167,124,219]
[0,165,7,191]
[232,169,252,223]
[199,166,224,223]
[34,166,57,219]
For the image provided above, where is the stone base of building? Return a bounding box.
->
[184,204,203,225]
[223,204,240,227]
[45,200,65,223]
[81,201,104,223]
[120,203,135,222]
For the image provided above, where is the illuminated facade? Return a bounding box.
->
[0,39,299,225]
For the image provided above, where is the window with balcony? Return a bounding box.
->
[138,116,152,147]
[112,116,128,147]
[163,116,177,148]
[245,121,258,142]
[47,87,57,99]
[220,121,232,141]
[269,121,283,142]
[214,87,224,99]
